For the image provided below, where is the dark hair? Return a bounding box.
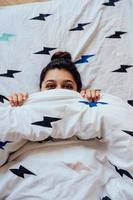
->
[39,51,82,92]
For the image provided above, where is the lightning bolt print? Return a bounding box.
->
[103,0,120,6]
[0,141,12,150]
[0,70,21,78]
[101,197,111,200]
[0,33,15,41]
[31,116,61,128]
[96,137,103,140]
[122,130,133,137]
[75,55,94,64]
[79,100,108,107]
[0,95,9,103]
[127,100,133,106]
[106,31,127,38]
[112,65,133,72]
[10,165,36,178]
[69,23,90,31]
[115,166,133,180]
[30,13,52,21]
[34,47,56,55]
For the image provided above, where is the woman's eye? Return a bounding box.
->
[64,85,73,90]
[46,84,55,89]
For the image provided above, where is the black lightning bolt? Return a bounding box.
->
[10,165,36,178]
[127,100,133,106]
[69,23,90,31]
[122,130,133,137]
[109,161,133,180]
[96,137,103,140]
[30,13,52,21]
[103,0,120,6]
[112,65,133,72]
[0,95,9,103]
[31,116,61,128]
[115,166,133,180]
[106,31,127,38]
[101,197,111,200]
[0,141,12,150]
[0,70,21,78]
[34,47,56,55]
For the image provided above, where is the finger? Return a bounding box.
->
[17,93,24,106]
[80,89,86,98]
[91,90,98,102]
[85,89,93,101]
[23,92,29,101]
[95,90,101,101]
[17,92,29,106]
[8,96,14,106]
[12,94,19,106]
[85,89,97,102]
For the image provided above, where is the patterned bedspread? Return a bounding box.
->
[0,89,133,199]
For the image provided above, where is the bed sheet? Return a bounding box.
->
[0,0,133,199]
[0,0,133,101]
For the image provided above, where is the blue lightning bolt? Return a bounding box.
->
[75,55,94,64]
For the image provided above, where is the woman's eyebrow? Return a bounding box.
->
[45,80,56,83]
[45,80,74,83]
[63,80,74,83]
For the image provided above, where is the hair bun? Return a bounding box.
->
[51,51,72,61]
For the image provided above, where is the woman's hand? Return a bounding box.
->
[8,92,29,107]
[7,89,100,107]
[80,89,100,101]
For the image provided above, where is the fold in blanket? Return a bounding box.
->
[0,89,133,164]
[0,89,133,199]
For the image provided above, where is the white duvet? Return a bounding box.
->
[0,89,133,200]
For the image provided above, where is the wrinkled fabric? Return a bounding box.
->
[0,89,133,199]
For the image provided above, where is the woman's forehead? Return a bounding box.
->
[44,69,75,81]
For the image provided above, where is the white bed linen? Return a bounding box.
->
[0,89,133,199]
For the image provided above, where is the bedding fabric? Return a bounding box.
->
[0,0,133,101]
[0,89,133,199]
[0,0,133,199]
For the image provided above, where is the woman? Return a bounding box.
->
[8,51,100,106]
